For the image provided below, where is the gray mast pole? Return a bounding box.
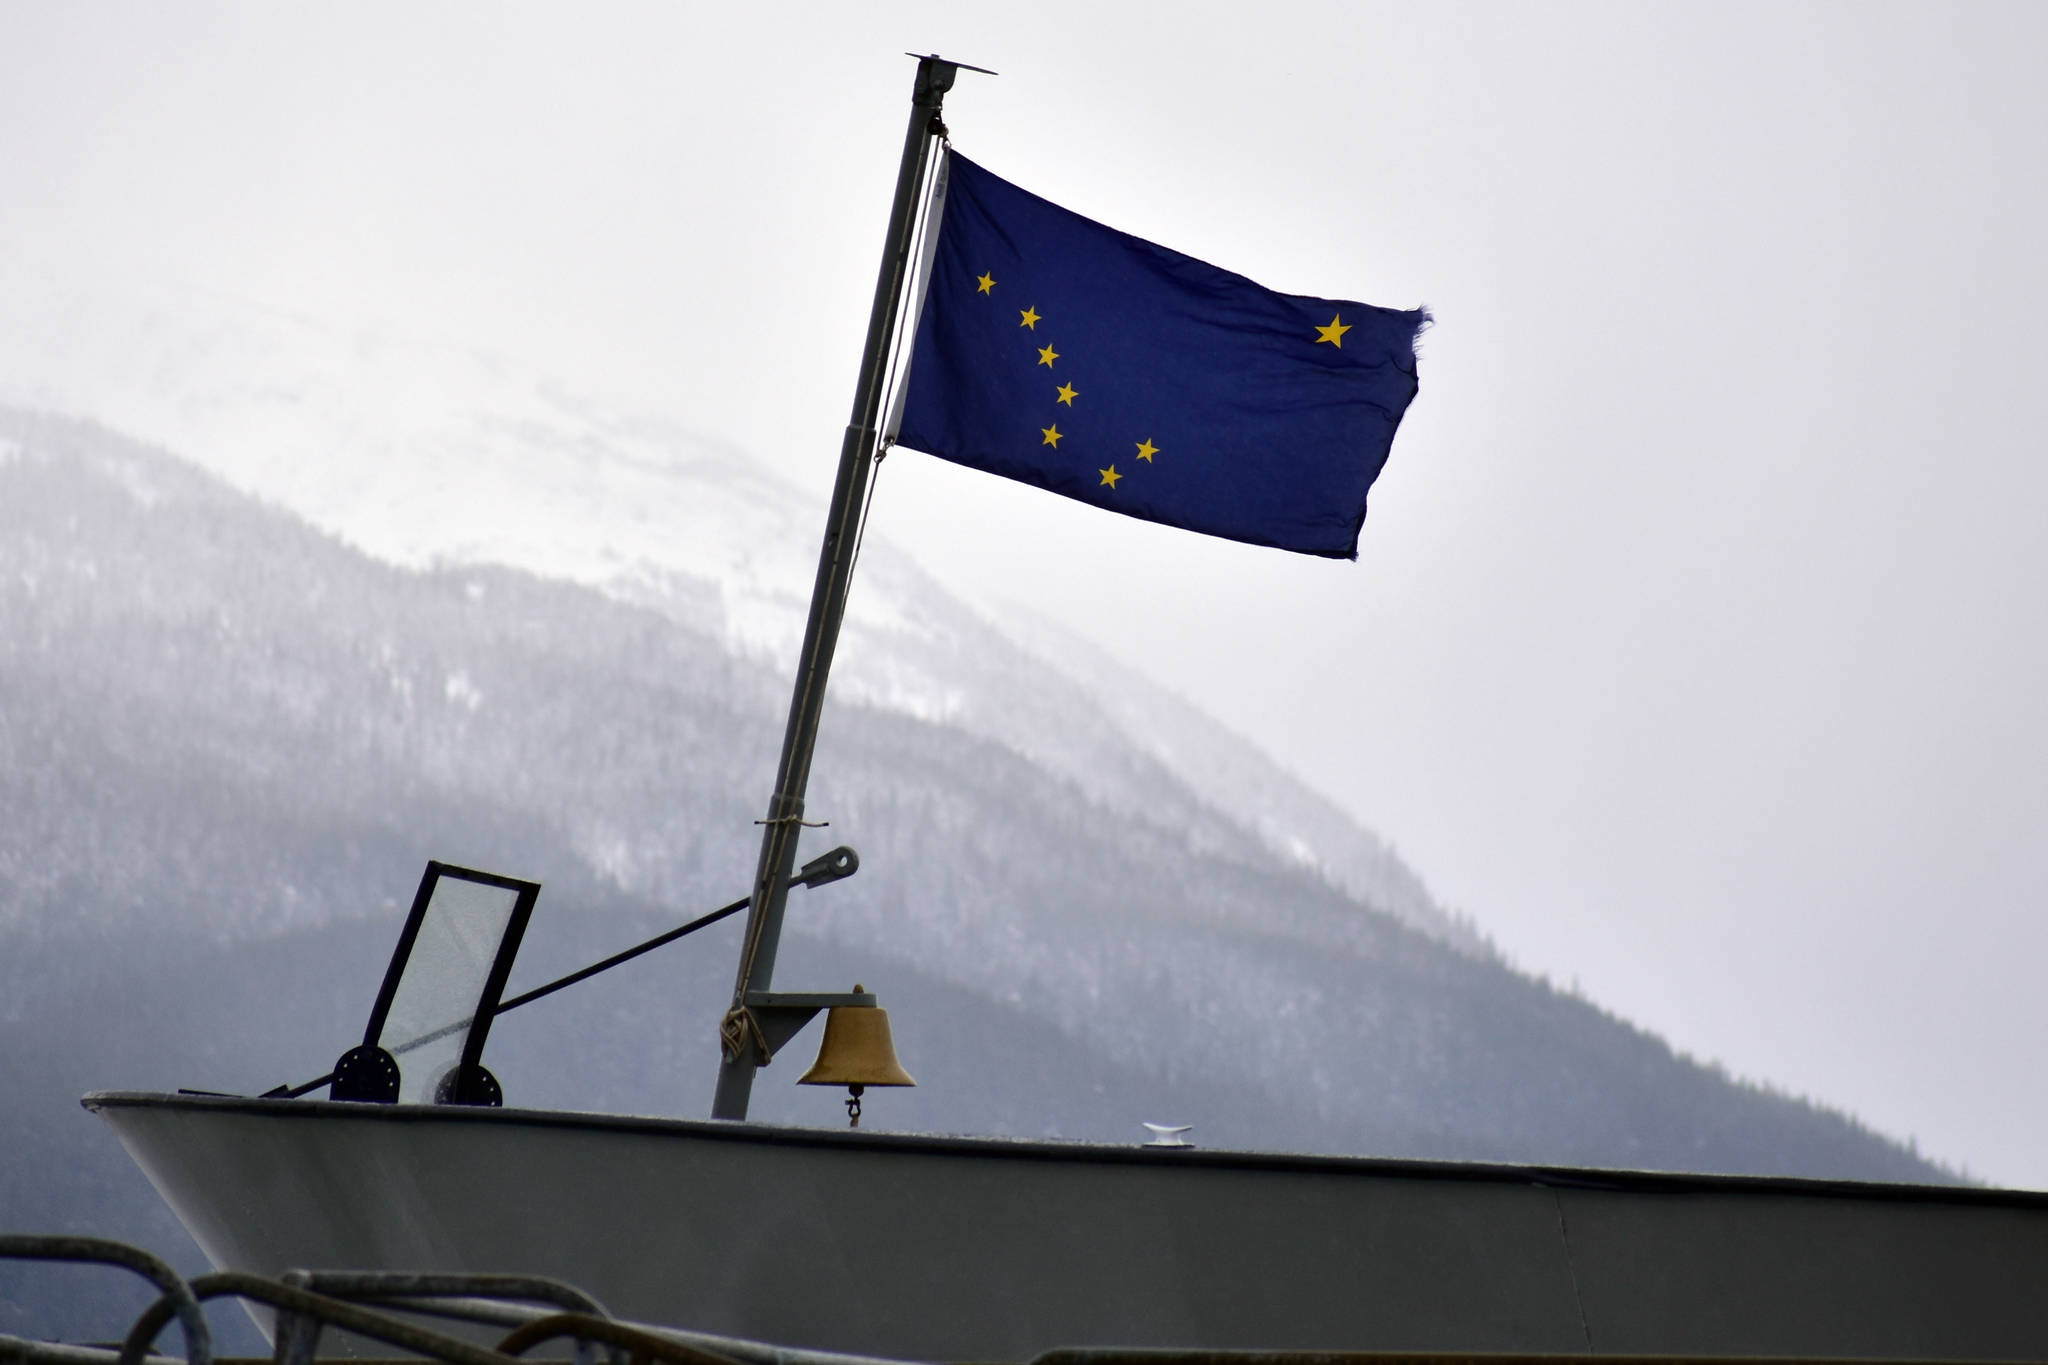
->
[711,55,962,1121]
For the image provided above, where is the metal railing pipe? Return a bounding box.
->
[0,1236,209,1365]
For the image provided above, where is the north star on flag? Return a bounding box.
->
[889,151,1427,560]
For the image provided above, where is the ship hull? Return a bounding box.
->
[87,1092,2048,1362]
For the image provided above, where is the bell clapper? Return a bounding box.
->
[846,1083,865,1127]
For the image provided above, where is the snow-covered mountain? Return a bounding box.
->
[0,278,1485,956]
[0,388,1954,1351]
[0,406,1946,1179]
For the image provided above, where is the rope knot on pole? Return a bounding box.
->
[719,1006,773,1065]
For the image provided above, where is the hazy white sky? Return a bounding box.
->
[4,2,2044,1185]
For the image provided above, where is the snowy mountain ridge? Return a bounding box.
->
[0,279,1483,955]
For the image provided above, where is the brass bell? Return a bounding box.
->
[798,985,914,1126]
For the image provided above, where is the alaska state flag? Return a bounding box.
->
[891,151,1427,560]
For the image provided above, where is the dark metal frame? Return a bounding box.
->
[354,862,540,1103]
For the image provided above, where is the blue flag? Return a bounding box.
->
[892,152,1426,560]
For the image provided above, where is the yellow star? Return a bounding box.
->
[1099,465,1122,489]
[1019,306,1041,329]
[1055,382,1079,406]
[1037,343,1059,368]
[976,272,997,295]
[1315,314,1352,348]
[1041,424,1063,448]
[1134,438,1158,462]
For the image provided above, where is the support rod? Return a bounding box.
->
[711,55,962,1119]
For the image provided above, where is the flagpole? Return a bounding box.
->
[710,54,969,1121]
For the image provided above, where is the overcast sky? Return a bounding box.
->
[4,2,2044,1186]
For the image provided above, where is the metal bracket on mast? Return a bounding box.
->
[742,990,877,1060]
[710,53,991,1121]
